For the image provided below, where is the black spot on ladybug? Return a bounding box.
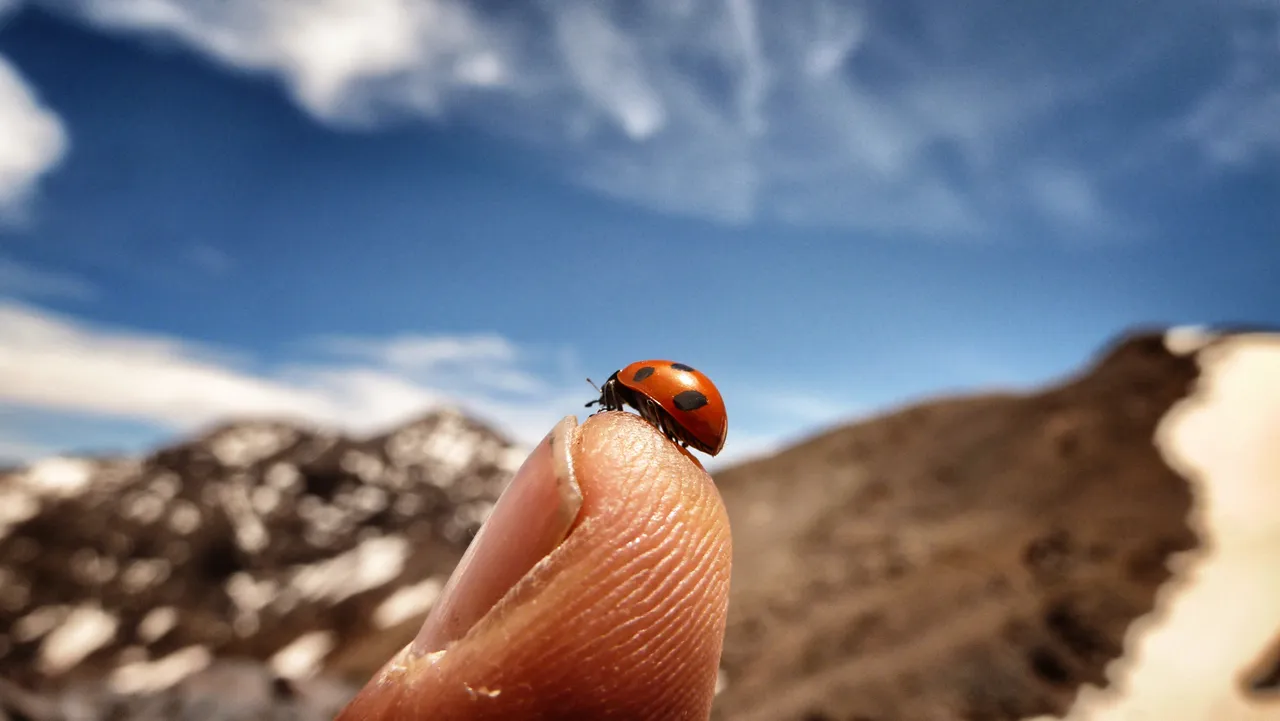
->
[670,363,696,372]
[632,366,656,382]
[673,390,708,411]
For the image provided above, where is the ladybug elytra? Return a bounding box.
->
[585,360,728,456]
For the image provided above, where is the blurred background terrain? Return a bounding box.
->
[0,1,1277,719]
[3,328,1279,721]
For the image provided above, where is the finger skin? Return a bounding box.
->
[337,411,733,720]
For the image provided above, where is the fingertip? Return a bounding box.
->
[484,409,733,716]
[350,410,732,720]
[575,410,726,532]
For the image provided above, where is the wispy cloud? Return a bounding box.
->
[0,301,334,427]
[186,243,233,276]
[1179,12,1280,167]
[0,49,68,221]
[0,301,587,448]
[1026,165,1115,236]
[0,301,857,465]
[13,0,1270,239]
[735,389,858,428]
[313,333,556,395]
[0,256,96,300]
[320,333,514,370]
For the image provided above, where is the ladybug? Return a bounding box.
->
[585,360,727,456]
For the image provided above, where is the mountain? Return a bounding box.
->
[0,408,525,719]
[2,327,1278,721]
[710,327,1280,721]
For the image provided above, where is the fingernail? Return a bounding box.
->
[411,415,583,656]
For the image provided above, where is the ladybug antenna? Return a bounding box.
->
[584,377,605,409]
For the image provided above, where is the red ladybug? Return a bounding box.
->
[586,360,728,456]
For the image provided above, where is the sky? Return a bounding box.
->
[0,0,1276,469]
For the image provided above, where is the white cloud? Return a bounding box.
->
[552,3,666,141]
[319,333,513,369]
[0,301,586,448]
[315,333,550,394]
[0,302,853,467]
[0,0,1266,237]
[0,256,96,300]
[8,0,1259,240]
[0,51,68,220]
[49,0,509,123]
[0,301,333,427]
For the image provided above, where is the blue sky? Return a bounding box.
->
[0,0,1276,468]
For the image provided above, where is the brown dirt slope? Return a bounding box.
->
[710,332,1202,721]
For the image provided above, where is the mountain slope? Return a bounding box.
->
[710,328,1279,721]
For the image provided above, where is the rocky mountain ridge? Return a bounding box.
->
[0,408,525,712]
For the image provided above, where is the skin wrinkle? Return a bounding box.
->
[589,553,699,674]
[603,563,692,650]
[540,528,711,688]
[657,613,724,718]
[624,586,709,694]
[607,508,728,714]
[568,413,731,715]
[616,488,676,544]
[610,518,721,653]
[521,595,699,713]
[553,423,718,703]
[590,479,726,662]
[633,533,727,679]
[564,435,709,606]
[608,519,700,614]
[545,521,686,653]
[646,616,715,710]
